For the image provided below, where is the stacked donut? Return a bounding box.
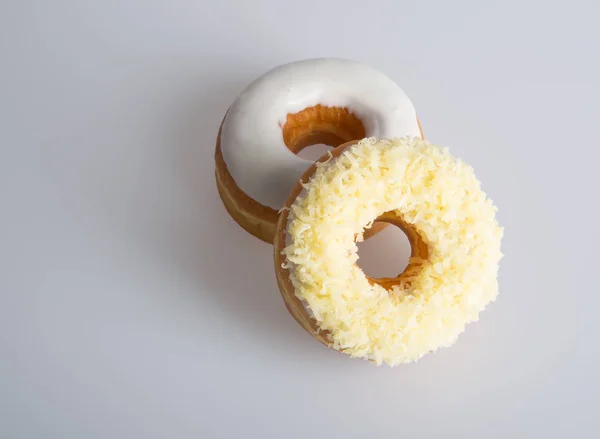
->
[215,58,503,366]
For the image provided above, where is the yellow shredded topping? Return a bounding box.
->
[282,137,503,365]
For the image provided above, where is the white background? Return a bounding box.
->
[2,1,599,438]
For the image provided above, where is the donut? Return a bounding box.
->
[274,137,503,366]
[215,58,423,243]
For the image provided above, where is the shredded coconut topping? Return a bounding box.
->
[281,137,503,365]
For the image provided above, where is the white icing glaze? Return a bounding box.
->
[220,58,421,209]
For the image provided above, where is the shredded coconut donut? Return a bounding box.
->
[280,137,503,365]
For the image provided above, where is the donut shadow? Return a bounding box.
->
[168,77,310,349]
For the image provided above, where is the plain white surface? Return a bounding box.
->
[1,1,599,438]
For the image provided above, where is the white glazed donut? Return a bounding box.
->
[215,58,423,242]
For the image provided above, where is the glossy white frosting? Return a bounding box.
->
[220,58,421,209]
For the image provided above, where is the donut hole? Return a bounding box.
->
[358,213,429,290]
[296,143,333,161]
[282,105,366,157]
[357,221,412,280]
